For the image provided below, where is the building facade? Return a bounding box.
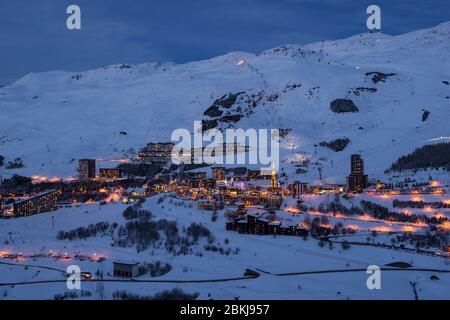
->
[13,190,59,216]
[138,142,174,164]
[289,181,308,198]
[112,261,139,278]
[99,168,122,180]
[345,154,369,193]
[78,159,96,180]
[212,167,226,180]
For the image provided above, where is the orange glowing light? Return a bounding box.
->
[412,196,423,202]
[0,250,10,257]
[424,207,433,213]
[440,221,450,231]
[403,210,412,216]
[402,226,416,232]
[346,224,360,231]
[284,207,301,214]
[360,215,374,222]
[430,181,440,187]
[104,188,124,203]
[371,226,392,233]
[414,220,428,228]
[435,213,445,219]
[31,175,63,183]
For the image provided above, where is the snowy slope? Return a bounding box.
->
[1,194,449,300]
[1,23,450,182]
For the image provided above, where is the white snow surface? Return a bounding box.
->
[1,194,449,300]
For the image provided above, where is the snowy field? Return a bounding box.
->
[1,193,449,300]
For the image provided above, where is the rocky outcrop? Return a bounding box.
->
[330,99,359,113]
[201,91,263,130]
[365,71,396,84]
[348,87,377,96]
[203,105,223,118]
[319,137,350,152]
[422,109,430,122]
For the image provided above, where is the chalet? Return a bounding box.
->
[294,225,309,237]
[237,220,248,234]
[268,221,281,235]
[198,200,224,211]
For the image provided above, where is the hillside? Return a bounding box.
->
[1,22,450,183]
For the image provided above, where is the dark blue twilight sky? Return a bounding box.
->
[0,0,449,84]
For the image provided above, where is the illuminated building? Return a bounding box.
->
[247,170,271,180]
[0,198,4,215]
[294,225,309,237]
[237,220,249,234]
[345,154,368,193]
[212,167,226,180]
[138,142,174,164]
[183,171,206,180]
[201,178,216,189]
[99,168,122,180]
[188,178,200,189]
[233,167,248,179]
[226,218,310,238]
[269,166,278,192]
[198,200,224,211]
[13,190,58,216]
[78,159,96,180]
[247,170,262,180]
[268,221,281,234]
[289,181,308,198]
[266,194,282,209]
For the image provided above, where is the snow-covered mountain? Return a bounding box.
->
[1,22,450,181]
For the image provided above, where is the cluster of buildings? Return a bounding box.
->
[2,190,59,217]
[226,212,309,237]
[78,159,122,181]
[0,149,373,221]
[138,142,174,164]
[153,165,286,210]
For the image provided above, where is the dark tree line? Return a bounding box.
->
[138,261,172,277]
[393,199,450,209]
[388,143,450,172]
[122,204,152,220]
[57,221,116,240]
[395,231,448,251]
[185,223,215,243]
[360,200,446,225]
[112,288,199,300]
